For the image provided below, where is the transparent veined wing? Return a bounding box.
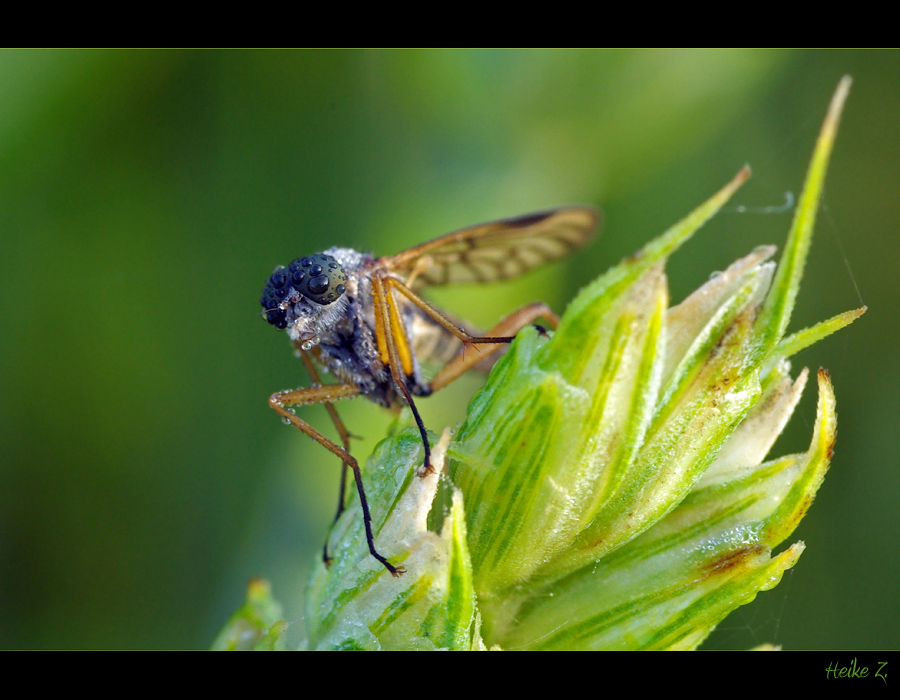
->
[379,207,600,288]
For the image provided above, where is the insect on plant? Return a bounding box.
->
[261,208,599,576]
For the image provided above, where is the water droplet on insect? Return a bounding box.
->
[282,417,292,425]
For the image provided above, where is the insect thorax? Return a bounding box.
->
[312,250,431,406]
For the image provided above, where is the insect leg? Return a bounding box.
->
[429,302,559,392]
[269,383,405,577]
[386,276,521,345]
[372,273,435,474]
[296,349,355,565]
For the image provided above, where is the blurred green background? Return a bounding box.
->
[1,50,896,650]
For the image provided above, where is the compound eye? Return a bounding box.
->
[296,254,348,305]
[261,275,289,328]
[265,308,287,329]
[308,275,330,296]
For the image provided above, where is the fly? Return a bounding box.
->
[261,207,599,575]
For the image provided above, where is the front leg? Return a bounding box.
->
[269,383,406,577]
[296,350,355,555]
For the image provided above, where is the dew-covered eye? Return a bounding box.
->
[265,308,287,329]
[261,273,288,327]
[269,271,287,289]
[308,275,329,295]
[294,253,348,305]
[260,288,280,311]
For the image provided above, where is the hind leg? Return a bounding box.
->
[428,302,559,392]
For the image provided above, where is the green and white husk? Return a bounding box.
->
[227,78,862,650]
